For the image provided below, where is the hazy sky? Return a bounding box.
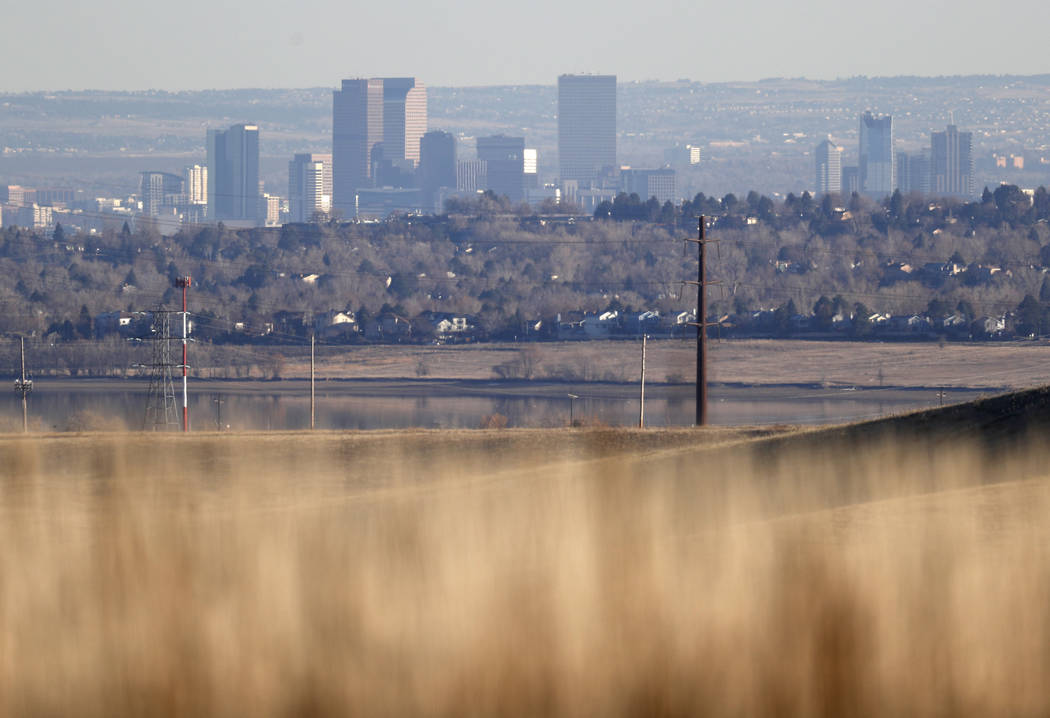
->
[5,0,1050,91]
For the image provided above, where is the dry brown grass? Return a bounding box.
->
[273,339,1050,390]
[0,425,1047,715]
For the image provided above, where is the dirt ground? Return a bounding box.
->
[271,338,1050,390]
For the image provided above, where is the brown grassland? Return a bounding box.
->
[278,338,1050,390]
[2,389,1050,715]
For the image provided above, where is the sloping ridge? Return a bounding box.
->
[634,387,1050,523]
[760,385,1050,456]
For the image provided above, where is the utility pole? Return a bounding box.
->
[638,334,647,428]
[310,333,316,430]
[697,217,707,426]
[567,393,579,427]
[683,216,715,426]
[175,277,192,432]
[213,395,224,430]
[14,337,32,433]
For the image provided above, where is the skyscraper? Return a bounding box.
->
[859,112,894,197]
[558,74,616,187]
[418,131,457,212]
[931,124,974,198]
[184,164,207,206]
[139,172,184,216]
[382,78,427,167]
[477,135,525,203]
[841,166,860,196]
[814,140,842,195]
[333,77,426,217]
[206,123,260,221]
[333,78,384,217]
[288,153,333,223]
[897,150,931,195]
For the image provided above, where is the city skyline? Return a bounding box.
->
[0,72,1043,231]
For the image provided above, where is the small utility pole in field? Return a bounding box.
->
[639,334,647,428]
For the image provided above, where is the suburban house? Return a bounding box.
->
[315,310,357,339]
[583,310,620,338]
[626,310,661,335]
[364,313,413,341]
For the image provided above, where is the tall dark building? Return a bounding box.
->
[841,166,860,196]
[558,74,616,187]
[897,150,931,195]
[206,123,260,221]
[931,124,974,198]
[477,135,525,203]
[418,131,457,212]
[333,79,384,217]
[859,112,894,197]
[333,77,427,218]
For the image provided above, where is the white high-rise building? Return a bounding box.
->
[382,78,427,166]
[139,171,184,217]
[184,164,207,205]
[814,140,842,195]
[288,153,333,223]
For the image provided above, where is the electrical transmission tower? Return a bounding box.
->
[143,309,179,430]
[14,336,32,433]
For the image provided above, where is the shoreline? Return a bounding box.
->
[24,376,997,403]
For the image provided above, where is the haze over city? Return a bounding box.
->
[4,0,1050,90]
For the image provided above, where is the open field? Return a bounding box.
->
[3,389,1050,714]
[276,338,1050,390]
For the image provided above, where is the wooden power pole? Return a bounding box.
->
[697,218,707,425]
[684,216,713,426]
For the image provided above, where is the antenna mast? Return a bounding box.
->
[175,277,192,432]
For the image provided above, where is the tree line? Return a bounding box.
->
[1,184,1050,373]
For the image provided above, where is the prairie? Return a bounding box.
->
[275,338,1050,390]
[2,390,1050,715]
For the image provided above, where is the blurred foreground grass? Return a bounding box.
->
[0,423,1048,716]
